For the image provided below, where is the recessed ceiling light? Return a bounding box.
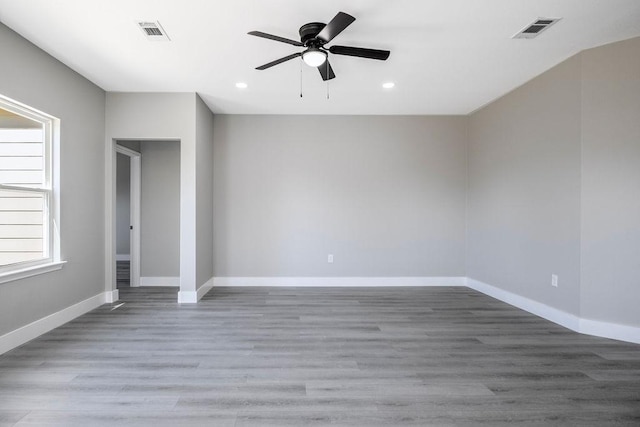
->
[235,82,248,89]
[382,82,395,89]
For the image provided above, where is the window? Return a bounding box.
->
[0,95,61,281]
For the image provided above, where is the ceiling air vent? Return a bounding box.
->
[513,18,561,39]
[137,21,170,41]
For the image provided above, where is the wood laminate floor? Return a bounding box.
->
[116,261,130,288]
[1,286,639,426]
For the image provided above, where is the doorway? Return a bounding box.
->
[115,143,141,288]
[108,138,181,302]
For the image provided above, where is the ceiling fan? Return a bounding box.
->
[248,11,390,81]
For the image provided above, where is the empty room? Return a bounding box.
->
[0,1,639,425]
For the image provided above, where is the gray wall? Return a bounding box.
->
[0,22,106,335]
[140,141,180,277]
[468,36,640,328]
[195,96,215,288]
[116,153,130,256]
[213,115,468,277]
[468,55,583,315]
[580,37,640,326]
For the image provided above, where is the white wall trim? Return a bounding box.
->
[104,289,119,304]
[213,276,467,287]
[0,261,66,285]
[579,318,640,345]
[198,277,214,299]
[3,276,638,354]
[139,276,180,287]
[0,291,112,355]
[466,278,640,345]
[466,278,581,331]
[178,276,214,303]
[115,254,130,261]
[177,290,197,303]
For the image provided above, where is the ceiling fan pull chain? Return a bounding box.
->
[326,61,330,100]
[300,58,303,98]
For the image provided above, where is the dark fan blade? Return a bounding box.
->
[317,12,355,43]
[248,31,303,47]
[256,53,302,70]
[317,60,336,81]
[329,45,390,60]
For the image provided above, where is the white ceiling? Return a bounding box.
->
[1,0,639,115]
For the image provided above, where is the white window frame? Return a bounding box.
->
[0,95,64,283]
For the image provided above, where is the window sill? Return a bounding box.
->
[0,261,66,285]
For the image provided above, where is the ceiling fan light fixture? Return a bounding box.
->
[302,48,327,67]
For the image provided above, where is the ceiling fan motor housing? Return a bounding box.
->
[299,22,326,46]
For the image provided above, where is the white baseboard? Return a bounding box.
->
[0,291,112,355]
[579,318,640,345]
[3,277,638,355]
[104,289,119,303]
[466,278,581,331]
[198,277,215,300]
[177,291,197,303]
[466,278,640,345]
[139,276,179,287]
[178,277,214,303]
[115,254,130,261]
[212,276,467,287]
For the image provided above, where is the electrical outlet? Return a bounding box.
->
[327,254,334,263]
[551,274,558,287]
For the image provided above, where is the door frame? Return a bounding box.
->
[115,144,141,287]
